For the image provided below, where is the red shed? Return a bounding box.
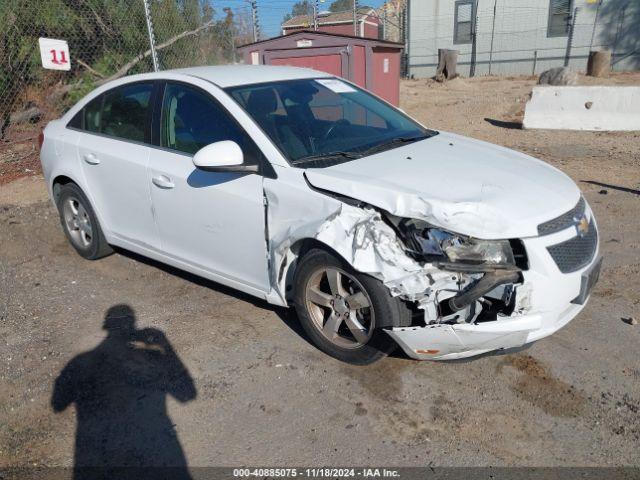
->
[237,31,404,106]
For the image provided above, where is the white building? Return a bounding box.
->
[407,0,639,77]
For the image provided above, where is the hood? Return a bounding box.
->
[304,132,580,239]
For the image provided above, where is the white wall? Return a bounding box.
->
[408,0,640,78]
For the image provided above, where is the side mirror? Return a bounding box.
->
[192,141,259,174]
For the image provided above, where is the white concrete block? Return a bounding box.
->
[523,86,640,131]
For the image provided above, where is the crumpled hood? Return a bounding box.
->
[304,131,580,239]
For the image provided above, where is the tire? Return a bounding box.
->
[56,183,113,260]
[293,248,411,365]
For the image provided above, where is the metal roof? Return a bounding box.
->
[282,8,376,28]
[238,30,404,49]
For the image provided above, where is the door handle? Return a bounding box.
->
[83,153,100,165]
[152,175,175,189]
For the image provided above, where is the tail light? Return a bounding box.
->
[38,130,44,151]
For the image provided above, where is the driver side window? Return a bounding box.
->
[160,83,257,161]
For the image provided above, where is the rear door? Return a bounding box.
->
[147,81,270,292]
[76,82,159,249]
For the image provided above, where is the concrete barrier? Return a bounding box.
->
[523,86,640,131]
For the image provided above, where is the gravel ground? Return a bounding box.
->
[1,74,639,469]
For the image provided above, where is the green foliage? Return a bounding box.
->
[329,0,354,13]
[0,0,246,119]
[65,76,98,108]
[283,0,314,23]
[328,0,371,13]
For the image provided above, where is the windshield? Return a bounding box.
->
[226,78,435,167]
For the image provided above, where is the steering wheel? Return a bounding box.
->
[321,119,351,142]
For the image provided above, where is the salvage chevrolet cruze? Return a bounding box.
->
[40,65,601,364]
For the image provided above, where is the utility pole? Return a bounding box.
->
[402,1,410,77]
[142,0,159,71]
[353,0,359,37]
[313,0,319,30]
[382,3,387,41]
[250,0,259,42]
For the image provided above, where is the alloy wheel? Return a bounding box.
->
[62,196,93,249]
[304,267,375,349]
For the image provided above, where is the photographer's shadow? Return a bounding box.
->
[51,304,196,479]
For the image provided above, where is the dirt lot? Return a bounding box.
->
[1,74,639,470]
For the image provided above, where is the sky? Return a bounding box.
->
[217,0,387,38]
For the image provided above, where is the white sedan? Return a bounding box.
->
[40,65,601,364]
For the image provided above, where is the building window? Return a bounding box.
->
[547,0,573,37]
[454,0,474,45]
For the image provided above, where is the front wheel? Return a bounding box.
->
[293,249,411,365]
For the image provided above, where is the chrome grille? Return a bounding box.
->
[538,197,586,236]
[547,221,598,273]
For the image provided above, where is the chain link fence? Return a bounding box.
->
[0,0,250,183]
[407,0,640,78]
[1,0,638,182]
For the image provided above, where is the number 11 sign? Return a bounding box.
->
[39,38,71,71]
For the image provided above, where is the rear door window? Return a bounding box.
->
[68,82,153,143]
[101,83,153,143]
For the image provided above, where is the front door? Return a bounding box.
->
[148,82,270,292]
[77,82,159,250]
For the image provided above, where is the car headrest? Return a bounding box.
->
[246,88,277,118]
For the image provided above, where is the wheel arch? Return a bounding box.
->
[50,173,112,241]
[52,174,77,203]
[280,237,415,328]
[280,237,359,304]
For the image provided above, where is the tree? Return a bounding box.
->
[0,0,251,138]
[329,0,353,12]
[283,0,314,23]
[329,0,371,13]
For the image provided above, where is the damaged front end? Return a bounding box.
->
[266,178,538,360]
[386,214,527,318]
[381,213,538,360]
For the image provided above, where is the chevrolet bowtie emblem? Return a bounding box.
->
[574,215,590,237]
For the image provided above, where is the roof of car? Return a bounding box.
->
[172,65,329,88]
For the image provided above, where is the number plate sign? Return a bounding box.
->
[39,38,71,71]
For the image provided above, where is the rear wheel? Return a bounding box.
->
[57,183,113,260]
[293,248,410,365]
